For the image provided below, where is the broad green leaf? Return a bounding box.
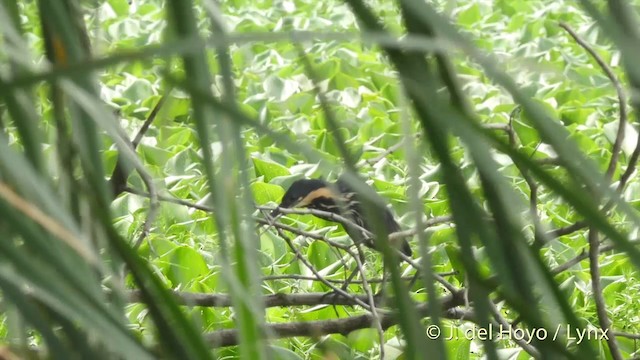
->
[252,157,290,182]
[166,246,209,285]
[251,182,285,205]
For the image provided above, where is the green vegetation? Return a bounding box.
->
[1,0,639,359]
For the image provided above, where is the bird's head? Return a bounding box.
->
[271,179,336,217]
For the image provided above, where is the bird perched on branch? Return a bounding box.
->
[271,176,412,257]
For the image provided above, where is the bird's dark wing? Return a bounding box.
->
[336,177,412,256]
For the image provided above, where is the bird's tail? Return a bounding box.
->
[400,238,412,257]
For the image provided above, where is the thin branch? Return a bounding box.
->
[265,214,378,311]
[488,301,540,358]
[131,169,158,250]
[396,251,459,295]
[618,138,640,192]
[264,208,384,338]
[109,97,166,249]
[612,331,640,340]
[203,291,465,347]
[559,23,627,182]
[259,205,453,241]
[542,23,629,245]
[365,136,413,166]
[550,238,640,275]
[587,229,623,360]
[351,240,385,356]
[547,221,588,239]
[508,107,545,249]
[261,272,458,284]
[127,290,374,308]
[124,187,454,241]
[123,186,460,294]
[110,96,166,196]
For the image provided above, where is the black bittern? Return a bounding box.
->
[270,176,411,291]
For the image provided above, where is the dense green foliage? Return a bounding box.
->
[1,0,640,359]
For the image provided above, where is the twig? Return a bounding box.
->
[261,272,458,284]
[508,107,545,249]
[109,97,166,250]
[264,208,383,335]
[488,301,540,358]
[351,241,385,356]
[203,290,465,347]
[547,221,588,239]
[559,23,627,181]
[397,251,459,295]
[123,187,454,244]
[612,331,640,340]
[365,137,413,166]
[123,186,458,290]
[110,96,166,196]
[587,230,623,360]
[131,169,158,250]
[258,205,453,241]
[266,208,460,294]
[126,290,373,308]
[559,23,626,360]
[265,214,378,311]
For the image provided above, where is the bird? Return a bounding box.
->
[270,176,412,257]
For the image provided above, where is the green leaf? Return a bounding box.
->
[252,157,290,182]
[270,345,304,360]
[456,3,481,26]
[348,328,378,353]
[166,246,209,285]
[251,182,285,205]
[263,76,299,101]
[307,240,335,271]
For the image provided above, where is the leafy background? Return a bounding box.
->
[1,0,640,359]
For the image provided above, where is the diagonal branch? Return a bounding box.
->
[110,95,166,196]
[559,23,627,182]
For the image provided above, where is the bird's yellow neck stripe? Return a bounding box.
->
[299,187,337,207]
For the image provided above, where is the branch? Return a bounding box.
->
[123,187,461,294]
[543,24,630,247]
[587,230,623,360]
[547,221,588,239]
[123,186,453,255]
[262,272,458,284]
[488,301,540,358]
[559,23,627,182]
[110,96,166,196]
[612,331,640,340]
[127,290,375,308]
[363,135,417,166]
[264,214,377,311]
[559,23,628,360]
[258,205,452,241]
[204,291,466,347]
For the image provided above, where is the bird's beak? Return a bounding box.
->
[270,207,281,218]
